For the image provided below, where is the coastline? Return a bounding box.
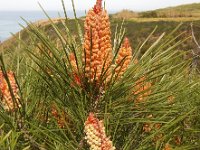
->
[0,10,86,42]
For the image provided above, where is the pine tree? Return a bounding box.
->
[0,0,199,149]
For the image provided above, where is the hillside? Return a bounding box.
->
[112,3,200,19]
[112,9,138,19]
[153,3,200,17]
[1,18,200,56]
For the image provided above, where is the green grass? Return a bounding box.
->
[112,3,200,18]
[155,3,200,17]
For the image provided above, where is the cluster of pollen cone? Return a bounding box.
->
[84,113,116,150]
[65,0,153,149]
[0,71,20,111]
[68,0,152,149]
[82,1,128,149]
[70,0,133,83]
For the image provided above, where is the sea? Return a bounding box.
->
[0,10,86,42]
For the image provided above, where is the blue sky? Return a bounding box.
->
[0,0,200,11]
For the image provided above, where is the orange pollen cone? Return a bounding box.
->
[84,0,112,82]
[84,113,116,150]
[115,37,133,77]
[0,71,20,111]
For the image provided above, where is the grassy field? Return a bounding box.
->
[113,3,200,19]
[128,17,200,22]
[155,3,200,17]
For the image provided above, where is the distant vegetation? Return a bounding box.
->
[112,3,200,19]
[154,3,200,18]
[112,9,138,19]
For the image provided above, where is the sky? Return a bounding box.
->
[0,0,200,11]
